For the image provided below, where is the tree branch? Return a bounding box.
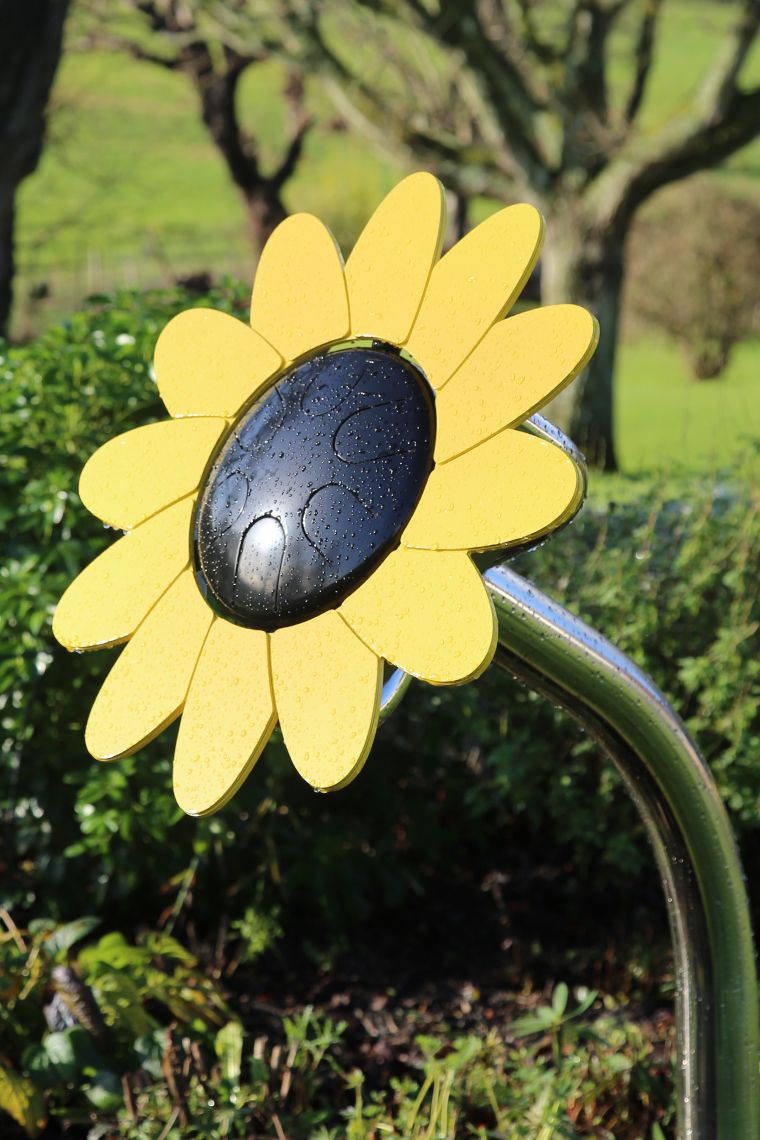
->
[269,119,309,193]
[589,85,760,238]
[82,30,183,70]
[586,0,760,236]
[696,0,760,120]
[513,0,564,65]
[563,2,612,123]
[307,6,529,196]
[352,0,551,189]
[268,71,311,193]
[624,0,663,124]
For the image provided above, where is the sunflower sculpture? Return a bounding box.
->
[53,174,598,816]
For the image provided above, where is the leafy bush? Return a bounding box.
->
[2,284,760,967]
[625,176,760,377]
[0,911,231,1135]
[0,914,673,1138]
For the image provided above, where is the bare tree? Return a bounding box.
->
[77,0,313,252]
[303,0,760,469]
[0,0,70,339]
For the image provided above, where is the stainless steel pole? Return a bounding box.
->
[484,565,759,1140]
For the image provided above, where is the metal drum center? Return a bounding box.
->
[196,344,435,630]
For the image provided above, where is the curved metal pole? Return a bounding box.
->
[484,565,759,1140]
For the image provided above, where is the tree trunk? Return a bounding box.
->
[0,196,13,335]
[241,181,289,253]
[0,0,70,339]
[540,210,623,472]
[198,65,306,254]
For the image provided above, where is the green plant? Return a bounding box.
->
[5,284,760,977]
[0,910,236,1135]
[111,991,672,1140]
[510,983,597,1069]
[228,906,283,970]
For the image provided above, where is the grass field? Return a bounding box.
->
[615,337,760,475]
[13,52,401,337]
[16,0,760,335]
[11,1,760,479]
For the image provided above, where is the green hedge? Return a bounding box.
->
[2,286,760,960]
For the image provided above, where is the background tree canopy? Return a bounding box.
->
[3,2,760,464]
[63,0,760,470]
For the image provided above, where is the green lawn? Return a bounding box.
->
[614,336,760,476]
[16,0,760,339]
[13,51,400,337]
[11,1,760,482]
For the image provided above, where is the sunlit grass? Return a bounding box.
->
[12,51,400,336]
[13,3,760,485]
[17,0,760,338]
[614,335,760,475]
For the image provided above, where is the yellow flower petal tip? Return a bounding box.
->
[407,203,545,390]
[271,610,383,792]
[80,418,227,529]
[174,622,276,817]
[52,497,194,652]
[345,172,446,345]
[404,430,582,551]
[154,307,282,418]
[85,570,213,762]
[340,549,497,686]
[251,214,350,361]
[436,305,599,463]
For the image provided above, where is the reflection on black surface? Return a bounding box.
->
[196,345,435,630]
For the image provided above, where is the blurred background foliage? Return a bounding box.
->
[8,0,760,470]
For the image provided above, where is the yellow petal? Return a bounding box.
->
[250,214,349,361]
[270,610,382,791]
[154,308,282,418]
[174,621,276,816]
[340,548,496,684]
[86,570,214,761]
[345,172,446,345]
[435,305,599,462]
[403,430,581,551]
[53,497,194,651]
[406,204,544,391]
[80,417,227,529]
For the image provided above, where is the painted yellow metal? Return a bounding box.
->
[340,548,497,684]
[85,570,214,761]
[270,609,383,791]
[435,306,599,463]
[345,172,446,345]
[403,431,581,551]
[154,308,282,419]
[54,179,602,810]
[406,203,545,391]
[53,497,194,651]
[251,214,350,362]
[80,418,227,529]
[174,620,276,816]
